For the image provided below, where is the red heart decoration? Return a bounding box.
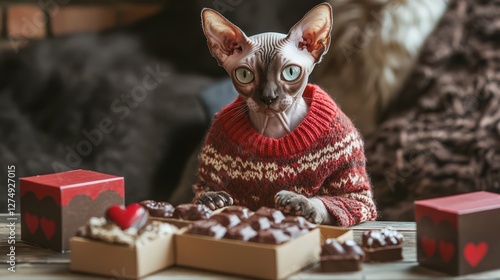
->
[439,240,455,263]
[40,217,55,240]
[421,235,437,258]
[464,242,488,267]
[25,212,39,235]
[106,204,146,230]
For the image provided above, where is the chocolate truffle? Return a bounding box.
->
[362,227,404,262]
[139,200,174,218]
[224,223,258,241]
[247,215,272,230]
[221,206,253,220]
[253,229,291,244]
[211,213,241,228]
[320,238,364,272]
[187,220,227,239]
[173,204,212,221]
[255,207,285,224]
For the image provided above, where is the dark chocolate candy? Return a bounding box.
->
[187,220,227,239]
[255,207,285,224]
[247,215,272,230]
[321,238,346,255]
[173,203,212,220]
[320,238,364,272]
[224,223,258,241]
[320,256,362,273]
[271,223,308,238]
[253,229,291,244]
[221,206,253,220]
[362,227,403,248]
[283,216,317,229]
[343,240,365,260]
[211,213,241,228]
[139,200,174,218]
[363,246,403,262]
[362,227,403,262]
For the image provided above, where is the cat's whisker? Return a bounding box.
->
[216,103,247,120]
[224,106,249,128]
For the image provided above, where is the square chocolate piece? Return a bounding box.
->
[320,239,364,272]
[362,227,403,262]
[415,191,500,275]
[21,169,124,252]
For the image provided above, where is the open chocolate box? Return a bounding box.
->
[415,191,500,275]
[175,223,352,279]
[70,233,175,279]
[175,226,320,279]
[70,203,179,279]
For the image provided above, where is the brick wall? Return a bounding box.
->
[0,2,164,51]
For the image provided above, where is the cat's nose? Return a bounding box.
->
[260,96,278,105]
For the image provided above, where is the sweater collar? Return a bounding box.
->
[218,84,338,156]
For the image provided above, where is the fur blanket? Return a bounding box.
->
[366,0,500,221]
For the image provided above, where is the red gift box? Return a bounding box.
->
[20,169,124,252]
[415,191,500,275]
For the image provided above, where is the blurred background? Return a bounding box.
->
[0,0,499,221]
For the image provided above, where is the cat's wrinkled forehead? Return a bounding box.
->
[247,32,288,64]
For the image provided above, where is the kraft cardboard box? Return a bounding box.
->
[176,226,352,279]
[20,169,124,252]
[70,234,175,279]
[176,228,320,279]
[415,191,500,275]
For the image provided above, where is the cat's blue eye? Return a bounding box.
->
[235,68,254,84]
[282,65,301,81]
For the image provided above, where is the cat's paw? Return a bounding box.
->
[274,190,321,224]
[196,191,234,210]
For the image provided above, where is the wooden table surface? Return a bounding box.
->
[1,214,499,280]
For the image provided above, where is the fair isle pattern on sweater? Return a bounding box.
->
[193,84,377,227]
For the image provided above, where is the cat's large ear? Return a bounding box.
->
[201,8,250,66]
[286,3,333,63]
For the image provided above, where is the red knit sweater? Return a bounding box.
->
[193,84,377,227]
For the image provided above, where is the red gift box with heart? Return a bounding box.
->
[20,169,124,252]
[415,191,500,275]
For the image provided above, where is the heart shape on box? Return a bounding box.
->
[464,242,488,267]
[41,217,55,240]
[106,204,146,230]
[25,212,39,235]
[439,240,455,263]
[421,236,437,258]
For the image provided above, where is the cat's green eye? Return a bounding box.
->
[235,68,254,84]
[282,65,301,81]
